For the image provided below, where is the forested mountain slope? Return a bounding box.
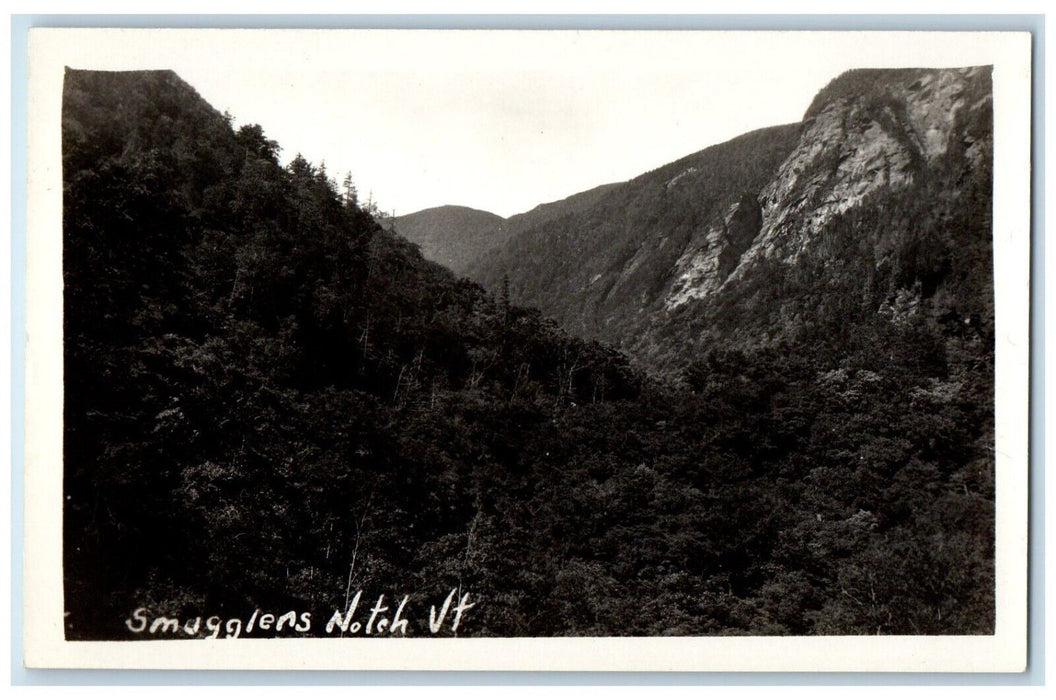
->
[63,68,994,640]
[467,67,993,381]
[466,123,802,355]
[393,182,621,276]
[392,205,506,275]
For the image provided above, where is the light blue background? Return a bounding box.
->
[9,13,1045,686]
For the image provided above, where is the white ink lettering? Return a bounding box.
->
[366,595,388,635]
[183,617,201,636]
[326,590,362,634]
[125,607,148,633]
[429,590,455,633]
[149,616,180,634]
[390,595,410,635]
[451,593,475,632]
[277,611,297,631]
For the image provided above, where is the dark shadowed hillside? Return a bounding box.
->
[503,181,622,238]
[466,124,804,355]
[63,67,994,641]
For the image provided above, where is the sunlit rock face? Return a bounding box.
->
[461,66,992,374]
[666,193,761,310]
[663,67,991,319]
[742,66,990,269]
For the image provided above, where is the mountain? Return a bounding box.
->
[392,205,506,275]
[62,67,994,640]
[503,181,622,237]
[394,182,622,275]
[467,66,993,377]
[642,66,994,371]
[466,124,802,354]
[62,67,641,638]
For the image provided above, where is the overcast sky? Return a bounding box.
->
[41,29,1008,217]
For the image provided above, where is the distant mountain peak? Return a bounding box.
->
[406,204,505,218]
[393,205,507,276]
[393,182,622,277]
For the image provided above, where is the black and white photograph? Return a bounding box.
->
[22,27,1031,671]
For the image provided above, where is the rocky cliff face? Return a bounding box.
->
[466,123,802,346]
[670,67,990,309]
[666,192,762,309]
[467,66,993,376]
[741,66,990,269]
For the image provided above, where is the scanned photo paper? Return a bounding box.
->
[23,28,1031,671]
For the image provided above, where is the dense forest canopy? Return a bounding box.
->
[63,68,994,639]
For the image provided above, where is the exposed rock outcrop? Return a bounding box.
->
[666,192,761,309]
[457,66,993,375]
[739,66,990,270]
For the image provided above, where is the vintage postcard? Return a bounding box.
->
[23,27,1031,671]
